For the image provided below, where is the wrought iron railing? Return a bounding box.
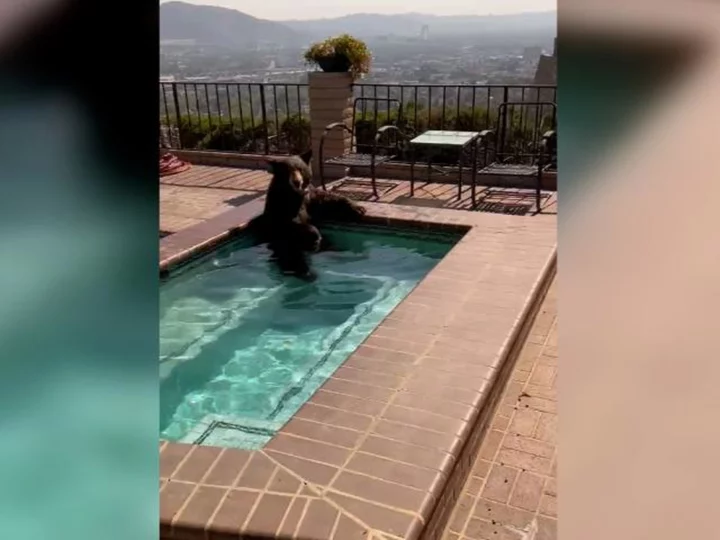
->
[159,82,310,154]
[352,83,557,166]
[158,81,557,164]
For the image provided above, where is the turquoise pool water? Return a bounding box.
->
[160,224,461,449]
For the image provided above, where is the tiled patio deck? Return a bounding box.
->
[160,169,557,540]
[441,280,557,540]
[160,166,271,234]
[159,165,557,237]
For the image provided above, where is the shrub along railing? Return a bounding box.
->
[352,83,557,167]
[158,82,556,165]
[159,82,310,155]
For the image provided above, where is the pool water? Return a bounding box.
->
[160,224,461,449]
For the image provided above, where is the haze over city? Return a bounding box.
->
[158,0,556,21]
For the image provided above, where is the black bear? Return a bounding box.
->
[245,150,366,277]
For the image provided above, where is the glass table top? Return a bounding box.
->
[410,130,480,146]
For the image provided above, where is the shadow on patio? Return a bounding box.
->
[328,176,557,215]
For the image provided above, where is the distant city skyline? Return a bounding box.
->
[159,0,556,21]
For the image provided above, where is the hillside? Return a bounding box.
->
[159,4,556,48]
[279,11,557,40]
[159,2,303,48]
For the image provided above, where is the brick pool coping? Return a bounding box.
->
[160,199,557,540]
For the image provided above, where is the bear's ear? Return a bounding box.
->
[299,149,313,165]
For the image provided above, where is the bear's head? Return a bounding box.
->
[265,149,313,194]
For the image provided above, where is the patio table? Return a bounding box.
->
[409,130,480,203]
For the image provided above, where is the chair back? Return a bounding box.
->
[351,97,403,154]
[491,101,557,167]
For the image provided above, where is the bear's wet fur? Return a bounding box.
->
[245,150,366,278]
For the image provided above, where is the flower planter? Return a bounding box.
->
[317,54,352,73]
[304,35,371,79]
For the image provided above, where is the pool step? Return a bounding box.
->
[180,415,284,450]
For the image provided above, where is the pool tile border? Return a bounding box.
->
[160,199,556,540]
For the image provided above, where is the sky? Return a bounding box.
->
[160,0,556,21]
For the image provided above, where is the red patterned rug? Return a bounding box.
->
[160,152,191,177]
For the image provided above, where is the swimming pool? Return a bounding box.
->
[160,223,462,449]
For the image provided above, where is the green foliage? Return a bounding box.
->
[176,116,212,149]
[163,114,310,154]
[162,103,553,164]
[280,114,312,154]
[304,34,372,79]
[199,122,269,152]
[350,103,555,163]
[351,104,496,136]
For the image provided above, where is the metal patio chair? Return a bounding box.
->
[318,97,408,199]
[475,101,557,213]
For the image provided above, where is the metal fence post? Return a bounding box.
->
[500,86,509,156]
[172,84,182,149]
[259,85,269,154]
